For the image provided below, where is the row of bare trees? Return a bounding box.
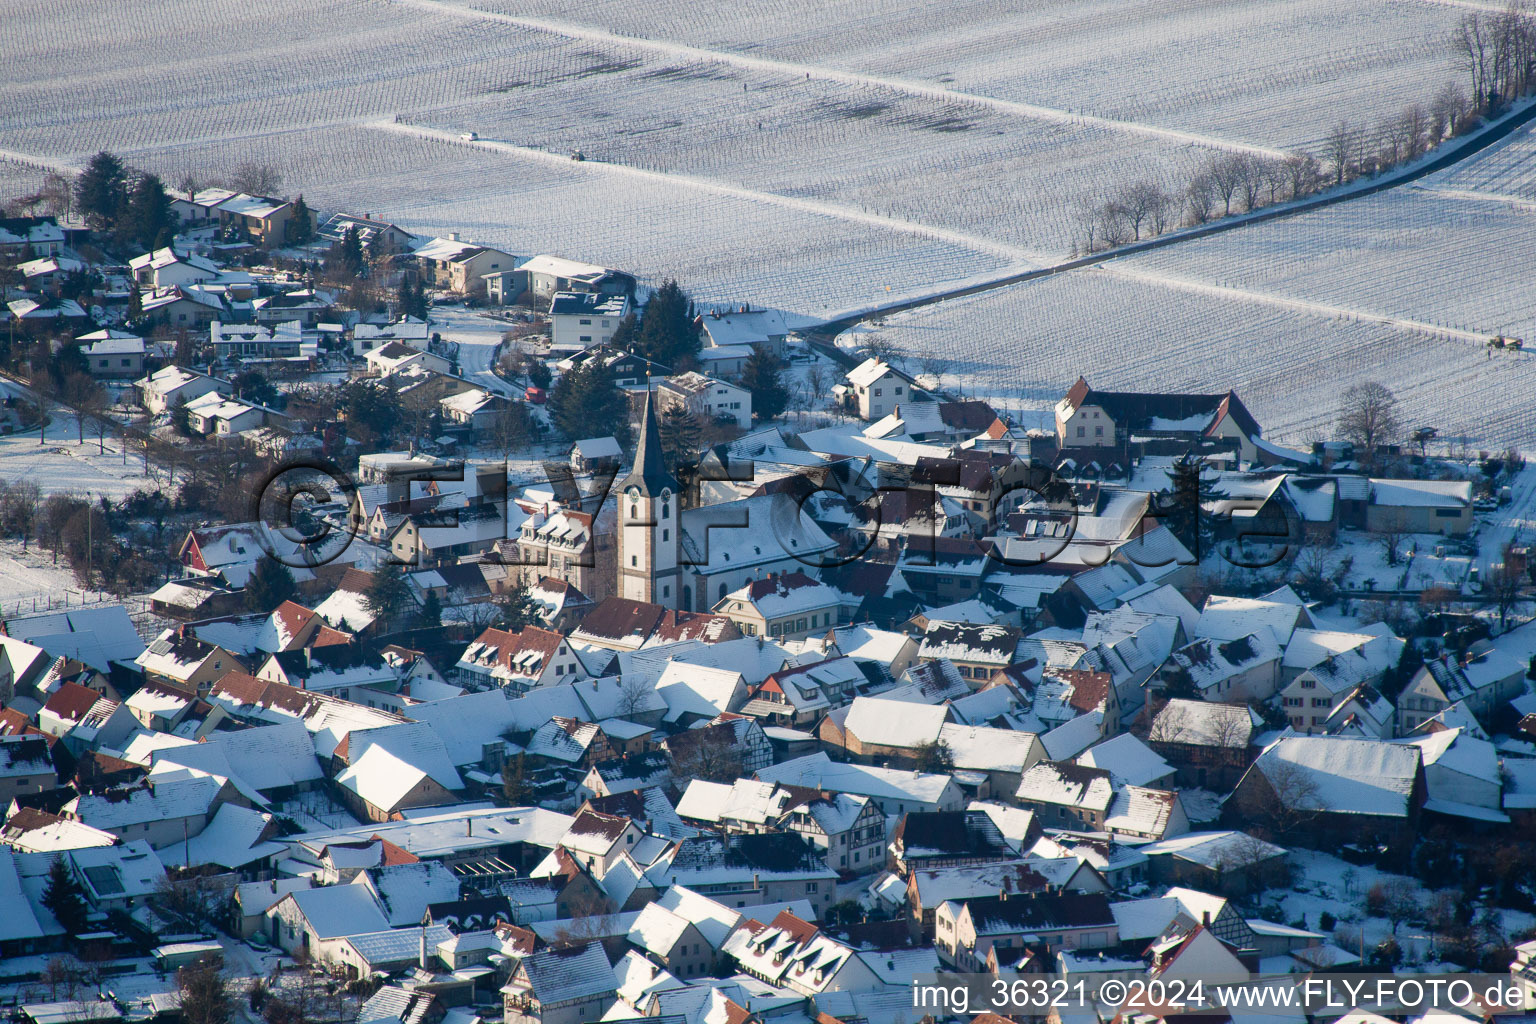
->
[1073,78,1483,254]
[1071,0,1536,258]
[1454,1,1536,112]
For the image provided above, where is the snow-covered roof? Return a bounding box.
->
[1076,733,1174,787]
[843,696,945,748]
[1138,830,1286,869]
[757,752,955,806]
[160,803,284,870]
[938,723,1042,773]
[1196,594,1306,648]
[282,882,389,939]
[846,357,894,388]
[1250,736,1421,816]
[336,745,439,812]
[655,661,744,723]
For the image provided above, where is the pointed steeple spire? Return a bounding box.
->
[620,388,679,496]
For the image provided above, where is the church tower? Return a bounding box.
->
[616,390,682,609]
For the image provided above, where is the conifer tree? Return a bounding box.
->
[633,280,699,367]
[366,561,414,623]
[244,555,296,612]
[42,855,89,934]
[74,151,127,233]
[287,196,313,245]
[741,346,788,421]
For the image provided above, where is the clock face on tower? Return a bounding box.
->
[627,487,640,501]
[660,488,671,502]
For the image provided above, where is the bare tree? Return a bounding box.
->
[1489,547,1527,630]
[667,728,746,784]
[1118,180,1171,240]
[1455,13,1493,108]
[805,362,829,406]
[39,172,74,219]
[1325,121,1360,185]
[1283,152,1322,199]
[228,162,283,196]
[1096,200,1132,245]
[1402,104,1430,160]
[1074,195,1103,251]
[1184,171,1217,224]
[1236,154,1265,212]
[1338,380,1401,456]
[1253,760,1322,835]
[177,959,230,1024]
[1368,877,1421,935]
[614,675,655,719]
[1378,513,1410,569]
[1430,82,1469,141]
[1205,155,1246,215]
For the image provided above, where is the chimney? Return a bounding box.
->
[466,817,473,836]
[752,872,760,891]
[449,231,460,242]
[1202,910,1211,927]
[419,926,429,970]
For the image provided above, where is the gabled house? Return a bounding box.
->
[135,629,239,694]
[215,193,312,246]
[129,247,218,290]
[714,571,841,640]
[79,331,146,378]
[917,620,1020,685]
[624,902,713,978]
[890,809,1024,876]
[1055,378,1263,462]
[842,358,910,420]
[1146,698,1261,789]
[937,891,1117,971]
[455,626,589,692]
[1158,631,1282,703]
[502,941,615,1024]
[412,236,515,295]
[655,371,751,429]
[1398,645,1525,733]
[136,366,233,415]
[1228,736,1424,856]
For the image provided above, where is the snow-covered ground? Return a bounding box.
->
[838,261,1536,450]
[0,539,119,616]
[0,382,158,500]
[0,0,1473,320]
[1266,848,1536,965]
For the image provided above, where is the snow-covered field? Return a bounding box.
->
[860,117,1536,449]
[445,0,1463,151]
[0,0,1472,318]
[846,262,1536,449]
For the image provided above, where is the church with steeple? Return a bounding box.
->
[616,390,682,609]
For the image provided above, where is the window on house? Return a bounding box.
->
[1077,426,1085,437]
[631,556,638,567]
[1095,426,1104,437]
[874,388,882,396]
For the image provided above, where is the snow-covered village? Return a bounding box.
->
[3,2,1536,1024]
